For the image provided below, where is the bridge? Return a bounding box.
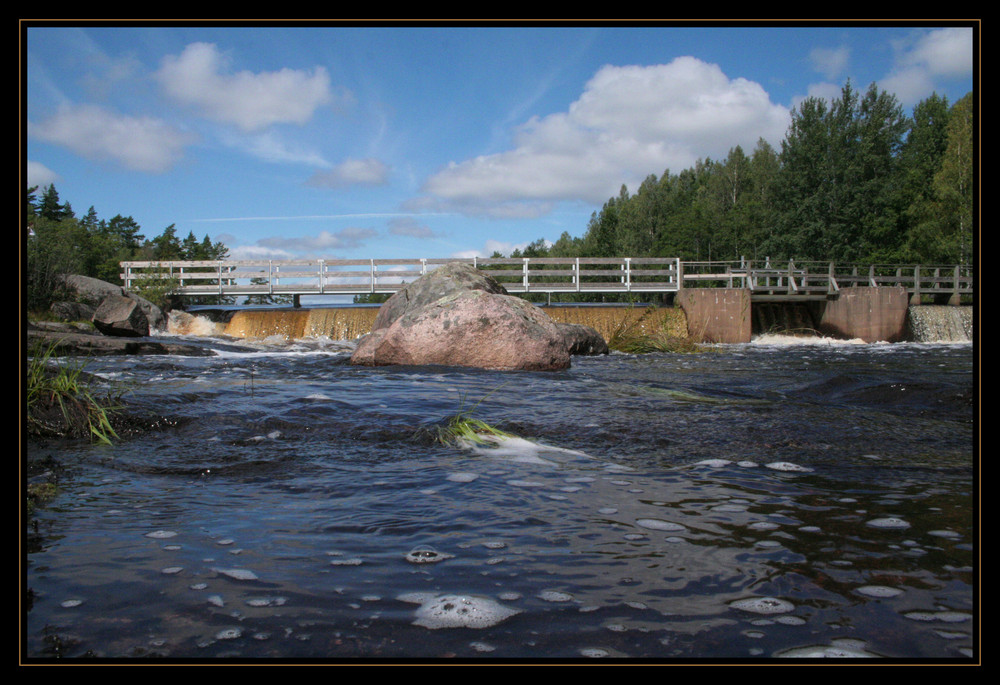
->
[120,257,973,305]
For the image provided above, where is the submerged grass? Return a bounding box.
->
[607,305,704,354]
[431,384,515,447]
[26,340,122,445]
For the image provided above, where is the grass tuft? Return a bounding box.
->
[607,305,704,354]
[26,340,123,445]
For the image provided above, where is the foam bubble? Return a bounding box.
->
[693,459,732,468]
[729,597,795,615]
[635,518,686,532]
[145,530,178,539]
[398,592,521,630]
[866,517,911,529]
[405,546,454,564]
[538,590,574,602]
[216,568,259,581]
[765,462,813,472]
[446,472,479,483]
[855,585,903,598]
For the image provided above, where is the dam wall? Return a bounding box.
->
[810,286,911,343]
[675,289,752,343]
[171,287,971,345]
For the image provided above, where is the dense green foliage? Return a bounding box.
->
[509,84,974,269]
[25,185,229,311]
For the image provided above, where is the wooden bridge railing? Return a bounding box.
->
[120,257,973,303]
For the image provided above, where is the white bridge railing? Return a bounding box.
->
[120,257,973,302]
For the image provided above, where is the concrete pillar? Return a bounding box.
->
[676,288,752,343]
[813,286,909,342]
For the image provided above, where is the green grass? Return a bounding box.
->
[431,385,515,447]
[435,413,514,446]
[607,305,704,354]
[26,340,122,445]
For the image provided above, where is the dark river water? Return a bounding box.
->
[24,332,976,662]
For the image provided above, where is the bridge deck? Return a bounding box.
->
[120,258,973,302]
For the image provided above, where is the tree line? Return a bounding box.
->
[508,83,973,269]
[25,184,229,311]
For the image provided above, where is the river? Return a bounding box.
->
[24,327,976,662]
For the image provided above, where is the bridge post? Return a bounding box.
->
[910,265,922,305]
[949,265,962,305]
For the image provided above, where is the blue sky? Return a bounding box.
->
[24,22,976,262]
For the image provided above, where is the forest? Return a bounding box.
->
[26,82,973,311]
[25,184,230,311]
[511,84,972,268]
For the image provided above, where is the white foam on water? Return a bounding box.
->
[693,459,732,468]
[778,639,878,658]
[215,568,259,580]
[398,592,521,630]
[446,471,479,483]
[866,517,911,529]
[855,585,904,598]
[751,333,870,347]
[635,518,686,532]
[461,434,593,467]
[729,597,796,615]
[765,462,813,472]
[405,546,454,564]
[538,590,574,602]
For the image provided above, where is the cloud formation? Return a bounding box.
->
[306,158,390,188]
[422,57,790,216]
[28,103,195,172]
[256,227,379,255]
[880,27,974,106]
[157,42,340,132]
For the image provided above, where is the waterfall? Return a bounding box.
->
[907,305,973,342]
[223,308,379,341]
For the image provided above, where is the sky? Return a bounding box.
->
[23,22,977,263]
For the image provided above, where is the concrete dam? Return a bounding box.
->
[171,287,972,345]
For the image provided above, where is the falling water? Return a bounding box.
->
[907,306,974,342]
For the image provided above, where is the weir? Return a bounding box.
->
[171,305,688,345]
[169,295,972,345]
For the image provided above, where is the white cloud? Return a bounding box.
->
[258,227,379,254]
[227,130,331,168]
[388,217,437,239]
[28,103,195,172]
[897,27,973,78]
[422,57,790,216]
[306,158,390,188]
[156,42,341,132]
[809,46,850,80]
[27,160,59,189]
[882,27,973,106]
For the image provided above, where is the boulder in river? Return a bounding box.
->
[92,295,150,337]
[351,263,574,371]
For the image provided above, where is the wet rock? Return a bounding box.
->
[371,261,508,332]
[93,295,150,337]
[56,274,166,331]
[353,288,570,371]
[556,322,609,356]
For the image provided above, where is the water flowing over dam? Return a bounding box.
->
[906,305,974,342]
[171,305,690,345]
[170,301,971,344]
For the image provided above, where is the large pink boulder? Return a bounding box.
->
[370,261,508,332]
[351,287,571,371]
